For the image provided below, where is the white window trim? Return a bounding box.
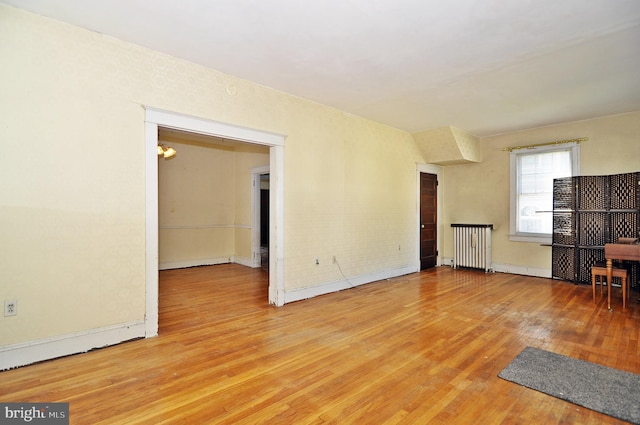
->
[509,143,580,244]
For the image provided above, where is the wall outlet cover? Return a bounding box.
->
[4,300,17,317]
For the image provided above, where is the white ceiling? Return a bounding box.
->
[4,0,640,136]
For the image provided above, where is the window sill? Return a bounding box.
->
[509,234,552,244]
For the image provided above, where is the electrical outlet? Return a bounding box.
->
[315,258,319,265]
[4,300,17,317]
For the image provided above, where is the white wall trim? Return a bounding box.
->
[145,120,160,337]
[0,321,145,371]
[492,263,552,278]
[145,107,287,336]
[416,163,443,267]
[270,146,285,306]
[159,257,231,270]
[283,264,418,304]
[145,107,285,147]
[160,224,250,230]
[159,256,256,270]
[440,257,552,278]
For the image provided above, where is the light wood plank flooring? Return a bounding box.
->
[2,265,639,424]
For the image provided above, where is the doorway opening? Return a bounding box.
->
[417,164,442,270]
[259,173,270,271]
[251,166,270,271]
[158,129,269,271]
[145,108,286,338]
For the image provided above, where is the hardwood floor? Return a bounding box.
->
[2,265,639,424]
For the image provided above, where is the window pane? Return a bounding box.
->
[517,149,572,234]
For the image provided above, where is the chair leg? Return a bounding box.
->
[627,278,630,300]
[592,274,596,303]
[622,276,627,310]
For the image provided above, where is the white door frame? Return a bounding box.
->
[416,163,442,268]
[145,108,286,337]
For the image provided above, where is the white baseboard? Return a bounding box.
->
[492,263,552,278]
[159,256,258,270]
[283,264,419,304]
[233,256,255,268]
[442,257,551,278]
[0,321,146,371]
[159,257,231,270]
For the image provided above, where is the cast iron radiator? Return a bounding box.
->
[451,224,493,272]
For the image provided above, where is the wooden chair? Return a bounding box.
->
[591,261,629,309]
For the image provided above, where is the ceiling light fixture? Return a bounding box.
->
[157,144,177,159]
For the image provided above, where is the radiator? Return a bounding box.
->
[451,224,493,272]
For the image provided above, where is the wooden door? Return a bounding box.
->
[420,173,437,270]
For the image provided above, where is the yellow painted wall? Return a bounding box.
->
[233,144,271,262]
[441,111,640,271]
[0,5,422,346]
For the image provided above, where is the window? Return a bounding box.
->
[509,143,580,243]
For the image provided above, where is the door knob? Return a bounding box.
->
[421,224,425,229]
